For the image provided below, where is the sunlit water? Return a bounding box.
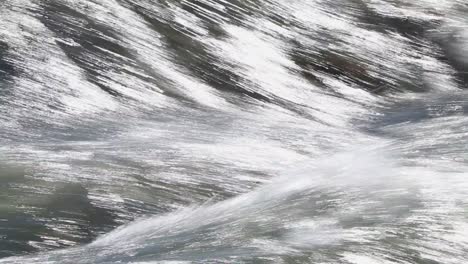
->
[0,0,467,263]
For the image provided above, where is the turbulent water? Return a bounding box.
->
[0,0,467,263]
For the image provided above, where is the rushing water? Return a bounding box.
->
[0,0,467,263]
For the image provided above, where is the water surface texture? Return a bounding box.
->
[0,0,467,263]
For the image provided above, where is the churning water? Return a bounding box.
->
[0,0,467,263]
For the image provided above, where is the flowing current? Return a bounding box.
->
[1,0,468,263]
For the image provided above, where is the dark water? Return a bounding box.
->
[0,0,467,263]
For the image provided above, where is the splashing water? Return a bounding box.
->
[0,0,467,263]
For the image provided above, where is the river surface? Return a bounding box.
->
[0,0,467,263]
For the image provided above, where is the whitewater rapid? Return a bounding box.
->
[0,0,467,263]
